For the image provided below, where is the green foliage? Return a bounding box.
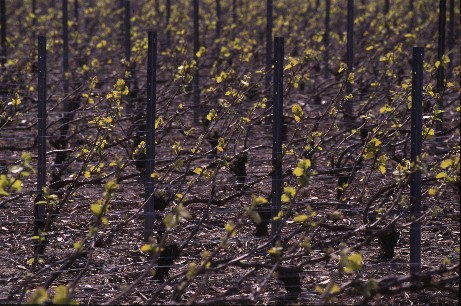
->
[251,195,268,205]
[224,222,236,237]
[28,287,48,305]
[342,253,363,274]
[315,281,341,300]
[186,262,197,280]
[0,152,34,197]
[163,204,191,229]
[293,159,312,186]
[352,279,378,298]
[268,240,283,258]
[291,103,303,123]
[363,138,382,160]
[281,186,296,203]
[52,285,76,305]
[1,1,459,304]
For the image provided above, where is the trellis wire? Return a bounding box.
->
[410,46,424,274]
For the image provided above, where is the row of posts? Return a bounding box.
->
[0,1,457,62]
[0,0,450,273]
[1,0,455,126]
[34,32,425,273]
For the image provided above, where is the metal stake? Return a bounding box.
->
[145,31,157,242]
[410,47,424,274]
[271,37,284,237]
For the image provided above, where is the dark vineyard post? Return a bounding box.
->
[124,0,131,62]
[447,0,454,76]
[409,0,414,28]
[0,0,6,67]
[265,0,273,124]
[144,31,157,242]
[74,0,78,25]
[193,0,200,125]
[35,36,47,237]
[384,0,390,15]
[324,0,330,78]
[53,0,79,174]
[436,0,446,137]
[32,0,37,40]
[166,0,171,48]
[447,0,454,51]
[62,0,69,94]
[447,0,455,50]
[216,0,221,39]
[410,47,423,274]
[232,0,236,23]
[345,0,354,122]
[124,0,132,115]
[271,37,284,237]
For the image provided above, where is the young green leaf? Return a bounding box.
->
[52,285,69,305]
[343,253,363,274]
[90,204,103,217]
[291,103,303,123]
[293,214,308,223]
[28,287,49,305]
[140,244,152,252]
